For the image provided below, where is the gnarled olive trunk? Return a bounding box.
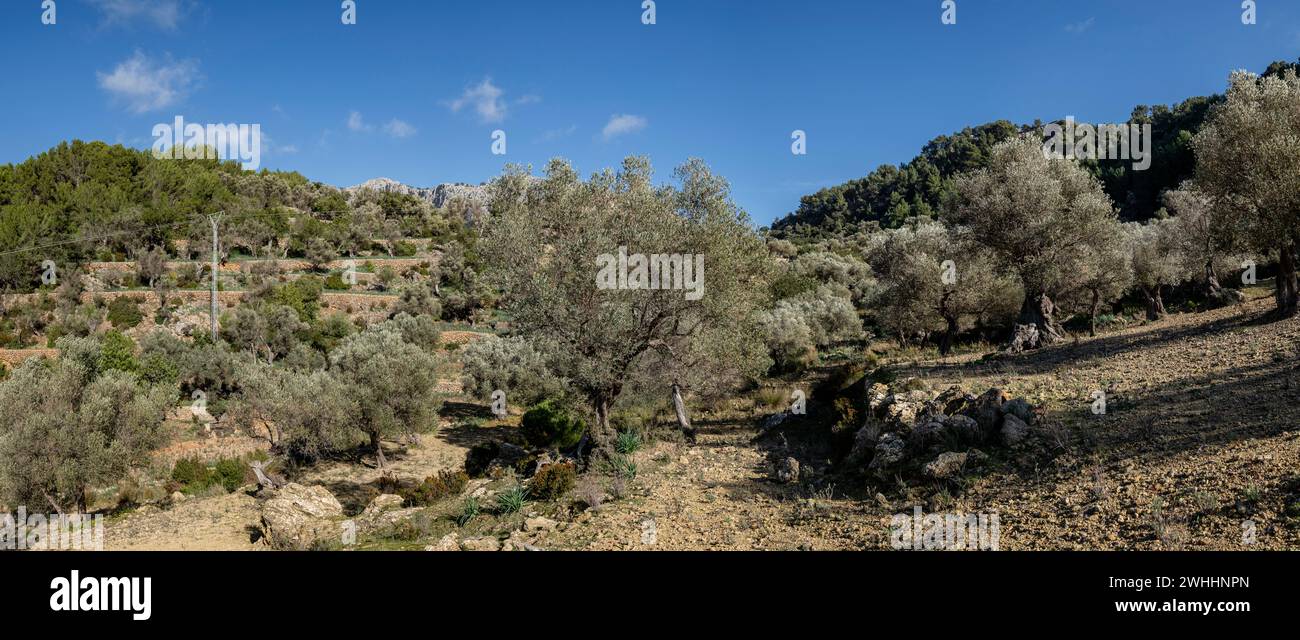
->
[939,314,960,355]
[1007,292,1063,352]
[1276,242,1299,317]
[671,382,696,442]
[587,395,617,461]
[1088,288,1102,337]
[1202,260,1246,308]
[370,432,387,468]
[937,291,959,356]
[1142,285,1166,321]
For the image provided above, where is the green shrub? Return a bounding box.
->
[611,454,638,480]
[324,272,350,291]
[754,387,786,410]
[520,399,585,450]
[137,352,179,386]
[496,485,526,514]
[171,457,211,493]
[212,458,247,492]
[106,297,144,329]
[172,456,247,494]
[614,430,642,455]
[403,470,469,506]
[465,442,500,478]
[99,331,138,373]
[456,496,480,526]
[529,462,576,501]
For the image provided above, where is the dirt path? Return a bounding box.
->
[105,492,263,551]
[538,421,887,550]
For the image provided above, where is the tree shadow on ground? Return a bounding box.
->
[441,401,494,421]
[437,419,515,449]
[907,306,1269,380]
[1080,358,1300,466]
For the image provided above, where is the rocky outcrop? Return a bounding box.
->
[771,457,801,484]
[356,493,421,534]
[345,177,493,224]
[260,483,345,550]
[847,383,1041,479]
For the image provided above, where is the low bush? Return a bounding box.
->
[324,272,350,291]
[402,470,469,506]
[614,430,642,455]
[520,400,585,450]
[456,496,480,526]
[171,456,249,494]
[106,297,144,329]
[99,330,138,373]
[529,462,576,501]
[496,485,526,514]
[465,442,500,478]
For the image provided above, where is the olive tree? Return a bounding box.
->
[1193,70,1300,316]
[947,136,1119,350]
[1163,185,1246,307]
[0,357,172,512]
[231,361,362,463]
[1124,220,1184,320]
[460,335,566,407]
[1069,224,1132,335]
[221,304,306,364]
[865,220,1018,353]
[483,157,772,456]
[329,321,442,467]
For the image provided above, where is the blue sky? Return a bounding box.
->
[1,0,1298,225]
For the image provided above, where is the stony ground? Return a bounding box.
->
[103,293,1300,550]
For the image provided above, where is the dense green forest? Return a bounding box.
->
[0,141,466,292]
[770,58,1300,243]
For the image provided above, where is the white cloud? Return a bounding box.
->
[261,132,299,157]
[536,125,578,143]
[445,77,507,123]
[1065,17,1096,33]
[90,0,185,30]
[347,110,371,132]
[516,94,542,106]
[601,114,648,141]
[96,51,199,113]
[383,119,417,138]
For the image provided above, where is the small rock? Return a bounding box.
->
[934,385,976,415]
[361,494,405,517]
[970,388,1009,437]
[924,452,968,480]
[847,422,881,465]
[1001,414,1030,446]
[760,412,789,431]
[524,516,558,532]
[868,432,907,471]
[170,491,186,502]
[772,457,801,484]
[425,533,459,551]
[260,483,345,550]
[883,401,918,433]
[1002,398,1034,424]
[866,383,891,413]
[460,536,502,552]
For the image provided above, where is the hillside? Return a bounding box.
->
[97,289,1298,550]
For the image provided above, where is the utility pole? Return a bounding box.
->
[208,212,223,340]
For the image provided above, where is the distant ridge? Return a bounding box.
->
[345,177,492,210]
